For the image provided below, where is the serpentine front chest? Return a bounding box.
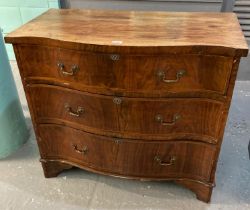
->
[5,9,248,202]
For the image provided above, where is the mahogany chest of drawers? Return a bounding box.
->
[5,9,248,202]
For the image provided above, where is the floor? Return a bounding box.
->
[0,61,250,210]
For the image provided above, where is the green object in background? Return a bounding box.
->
[0,29,29,158]
[0,0,59,60]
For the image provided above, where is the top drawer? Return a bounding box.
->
[18,45,233,97]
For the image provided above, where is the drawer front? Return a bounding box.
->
[118,98,224,143]
[28,85,223,143]
[39,124,216,182]
[19,45,233,96]
[28,85,119,133]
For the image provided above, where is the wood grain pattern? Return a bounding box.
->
[18,45,233,97]
[7,9,249,203]
[38,124,217,183]
[207,57,242,189]
[5,9,248,57]
[117,96,224,143]
[28,84,224,143]
[28,84,119,133]
[40,157,215,202]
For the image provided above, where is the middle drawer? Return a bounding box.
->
[28,85,224,143]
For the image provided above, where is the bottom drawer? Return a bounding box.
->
[38,124,216,182]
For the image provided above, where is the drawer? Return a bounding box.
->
[39,124,216,182]
[18,45,233,96]
[28,85,223,143]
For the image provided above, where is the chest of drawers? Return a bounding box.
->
[5,9,248,202]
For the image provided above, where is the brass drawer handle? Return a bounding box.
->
[157,70,186,83]
[110,54,120,61]
[65,103,84,117]
[72,144,88,155]
[58,63,79,76]
[155,114,181,126]
[154,156,176,166]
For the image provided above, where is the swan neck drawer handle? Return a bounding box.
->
[155,114,181,126]
[65,103,84,117]
[72,144,88,155]
[157,70,186,83]
[154,156,176,166]
[58,63,79,76]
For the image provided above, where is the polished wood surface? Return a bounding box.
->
[18,45,233,97]
[117,96,224,143]
[39,124,216,182]
[5,9,248,56]
[7,9,248,203]
[28,84,223,143]
[28,85,119,133]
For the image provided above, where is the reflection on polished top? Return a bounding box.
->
[5,9,248,56]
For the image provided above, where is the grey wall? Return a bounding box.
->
[60,0,249,80]
[61,0,222,11]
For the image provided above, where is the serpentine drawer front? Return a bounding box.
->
[5,9,248,202]
[28,84,224,143]
[17,45,233,97]
[39,124,216,182]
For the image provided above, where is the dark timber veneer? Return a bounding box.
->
[5,9,248,202]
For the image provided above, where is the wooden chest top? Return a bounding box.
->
[5,9,248,56]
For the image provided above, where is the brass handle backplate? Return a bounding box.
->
[157,69,186,83]
[58,63,79,76]
[154,156,176,166]
[65,103,84,117]
[72,144,88,155]
[155,114,181,126]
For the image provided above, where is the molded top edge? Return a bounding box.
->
[5,9,249,57]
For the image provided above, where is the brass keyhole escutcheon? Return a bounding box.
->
[113,97,122,105]
[110,54,120,61]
